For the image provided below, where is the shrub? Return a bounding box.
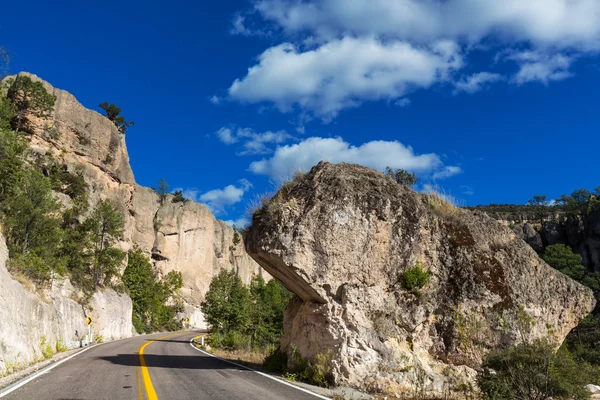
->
[56,338,68,352]
[400,264,430,291]
[264,346,288,373]
[40,336,54,360]
[477,340,592,400]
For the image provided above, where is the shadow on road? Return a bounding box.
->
[98,353,247,370]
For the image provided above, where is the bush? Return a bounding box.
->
[264,346,288,373]
[400,264,430,291]
[56,338,68,353]
[478,340,592,400]
[288,345,334,388]
[40,336,54,360]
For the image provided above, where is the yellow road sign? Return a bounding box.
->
[87,316,93,326]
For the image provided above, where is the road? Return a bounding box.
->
[1,331,327,400]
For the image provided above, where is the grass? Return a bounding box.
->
[40,336,55,360]
[423,185,463,222]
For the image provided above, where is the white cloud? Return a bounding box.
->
[459,185,474,195]
[231,15,252,36]
[216,127,238,144]
[224,217,251,228]
[254,0,600,50]
[210,95,222,104]
[432,166,463,180]
[395,98,411,107]
[506,51,574,84]
[249,136,460,180]
[216,126,295,155]
[454,72,503,94]
[222,0,600,118]
[198,179,253,214]
[228,37,463,119]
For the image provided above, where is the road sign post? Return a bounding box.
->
[86,316,93,345]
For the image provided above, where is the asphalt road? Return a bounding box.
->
[1,331,327,400]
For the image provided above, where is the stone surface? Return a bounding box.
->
[246,162,595,393]
[0,72,267,329]
[0,232,133,375]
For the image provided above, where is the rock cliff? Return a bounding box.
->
[246,162,595,394]
[0,231,133,374]
[466,205,600,272]
[1,72,266,329]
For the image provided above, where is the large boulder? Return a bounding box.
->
[246,162,595,394]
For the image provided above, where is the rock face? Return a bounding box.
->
[0,73,267,330]
[246,162,595,393]
[0,232,133,374]
[468,205,600,272]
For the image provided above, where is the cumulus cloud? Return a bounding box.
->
[454,72,503,94]
[506,51,574,84]
[224,217,251,228]
[221,0,600,118]
[254,0,600,49]
[228,37,462,119]
[432,166,463,180]
[395,98,412,107]
[198,179,253,214]
[248,136,460,180]
[216,126,295,155]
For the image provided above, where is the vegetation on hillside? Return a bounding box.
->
[98,102,135,134]
[123,248,183,333]
[385,166,418,187]
[201,270,292,351]
[0,75,182,333]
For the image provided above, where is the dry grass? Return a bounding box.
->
[209,348,267,369]
[424,185,463,222]
[12,271,36,292]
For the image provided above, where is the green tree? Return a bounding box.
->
[172,190,186,203]
[477,340,592,400]
[123,248,183,333]
[542,244,585,281]
[5,75,56,132]
[385,167,418,187]
[98,102,135,134]
[155,178,170,204]
[1,170,63,281]
[83,200,125,287]
[0,96,14,129]
[528,195,549,206]
[0,128,27,203]
[201,269,251,335]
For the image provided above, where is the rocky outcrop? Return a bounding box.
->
[246,162,595,394]
[1,73,267,330]
[0,232,133,375]
[469,204,600,272]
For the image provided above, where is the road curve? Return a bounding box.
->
[1,331,327,400]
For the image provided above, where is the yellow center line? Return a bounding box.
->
[138,332,187,400]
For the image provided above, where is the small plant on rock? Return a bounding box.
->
[400,263,430,293]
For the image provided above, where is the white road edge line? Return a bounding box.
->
[188,339,331,400]
[0,344,97,399]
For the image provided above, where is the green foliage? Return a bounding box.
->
[172,190,186,203]
[0,128,27,204]
[5,75,56,132]
[40,336,55,360]
[478,340,592,400]
[3,170,61,268]
[264,346,288,373]
[542,244,586,281]
[528,195,549,206]
[202,270,292,351]
[56,338,67,353]
[399,263,430,292]
[98,102,135,134]
[288,345,334,388]
[82,200,125,287]
[123,248,183,333]
[155,178,170,204]
[0,96,14,130]
[385,166,418,187]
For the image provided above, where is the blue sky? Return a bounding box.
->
[2,0,600,226]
